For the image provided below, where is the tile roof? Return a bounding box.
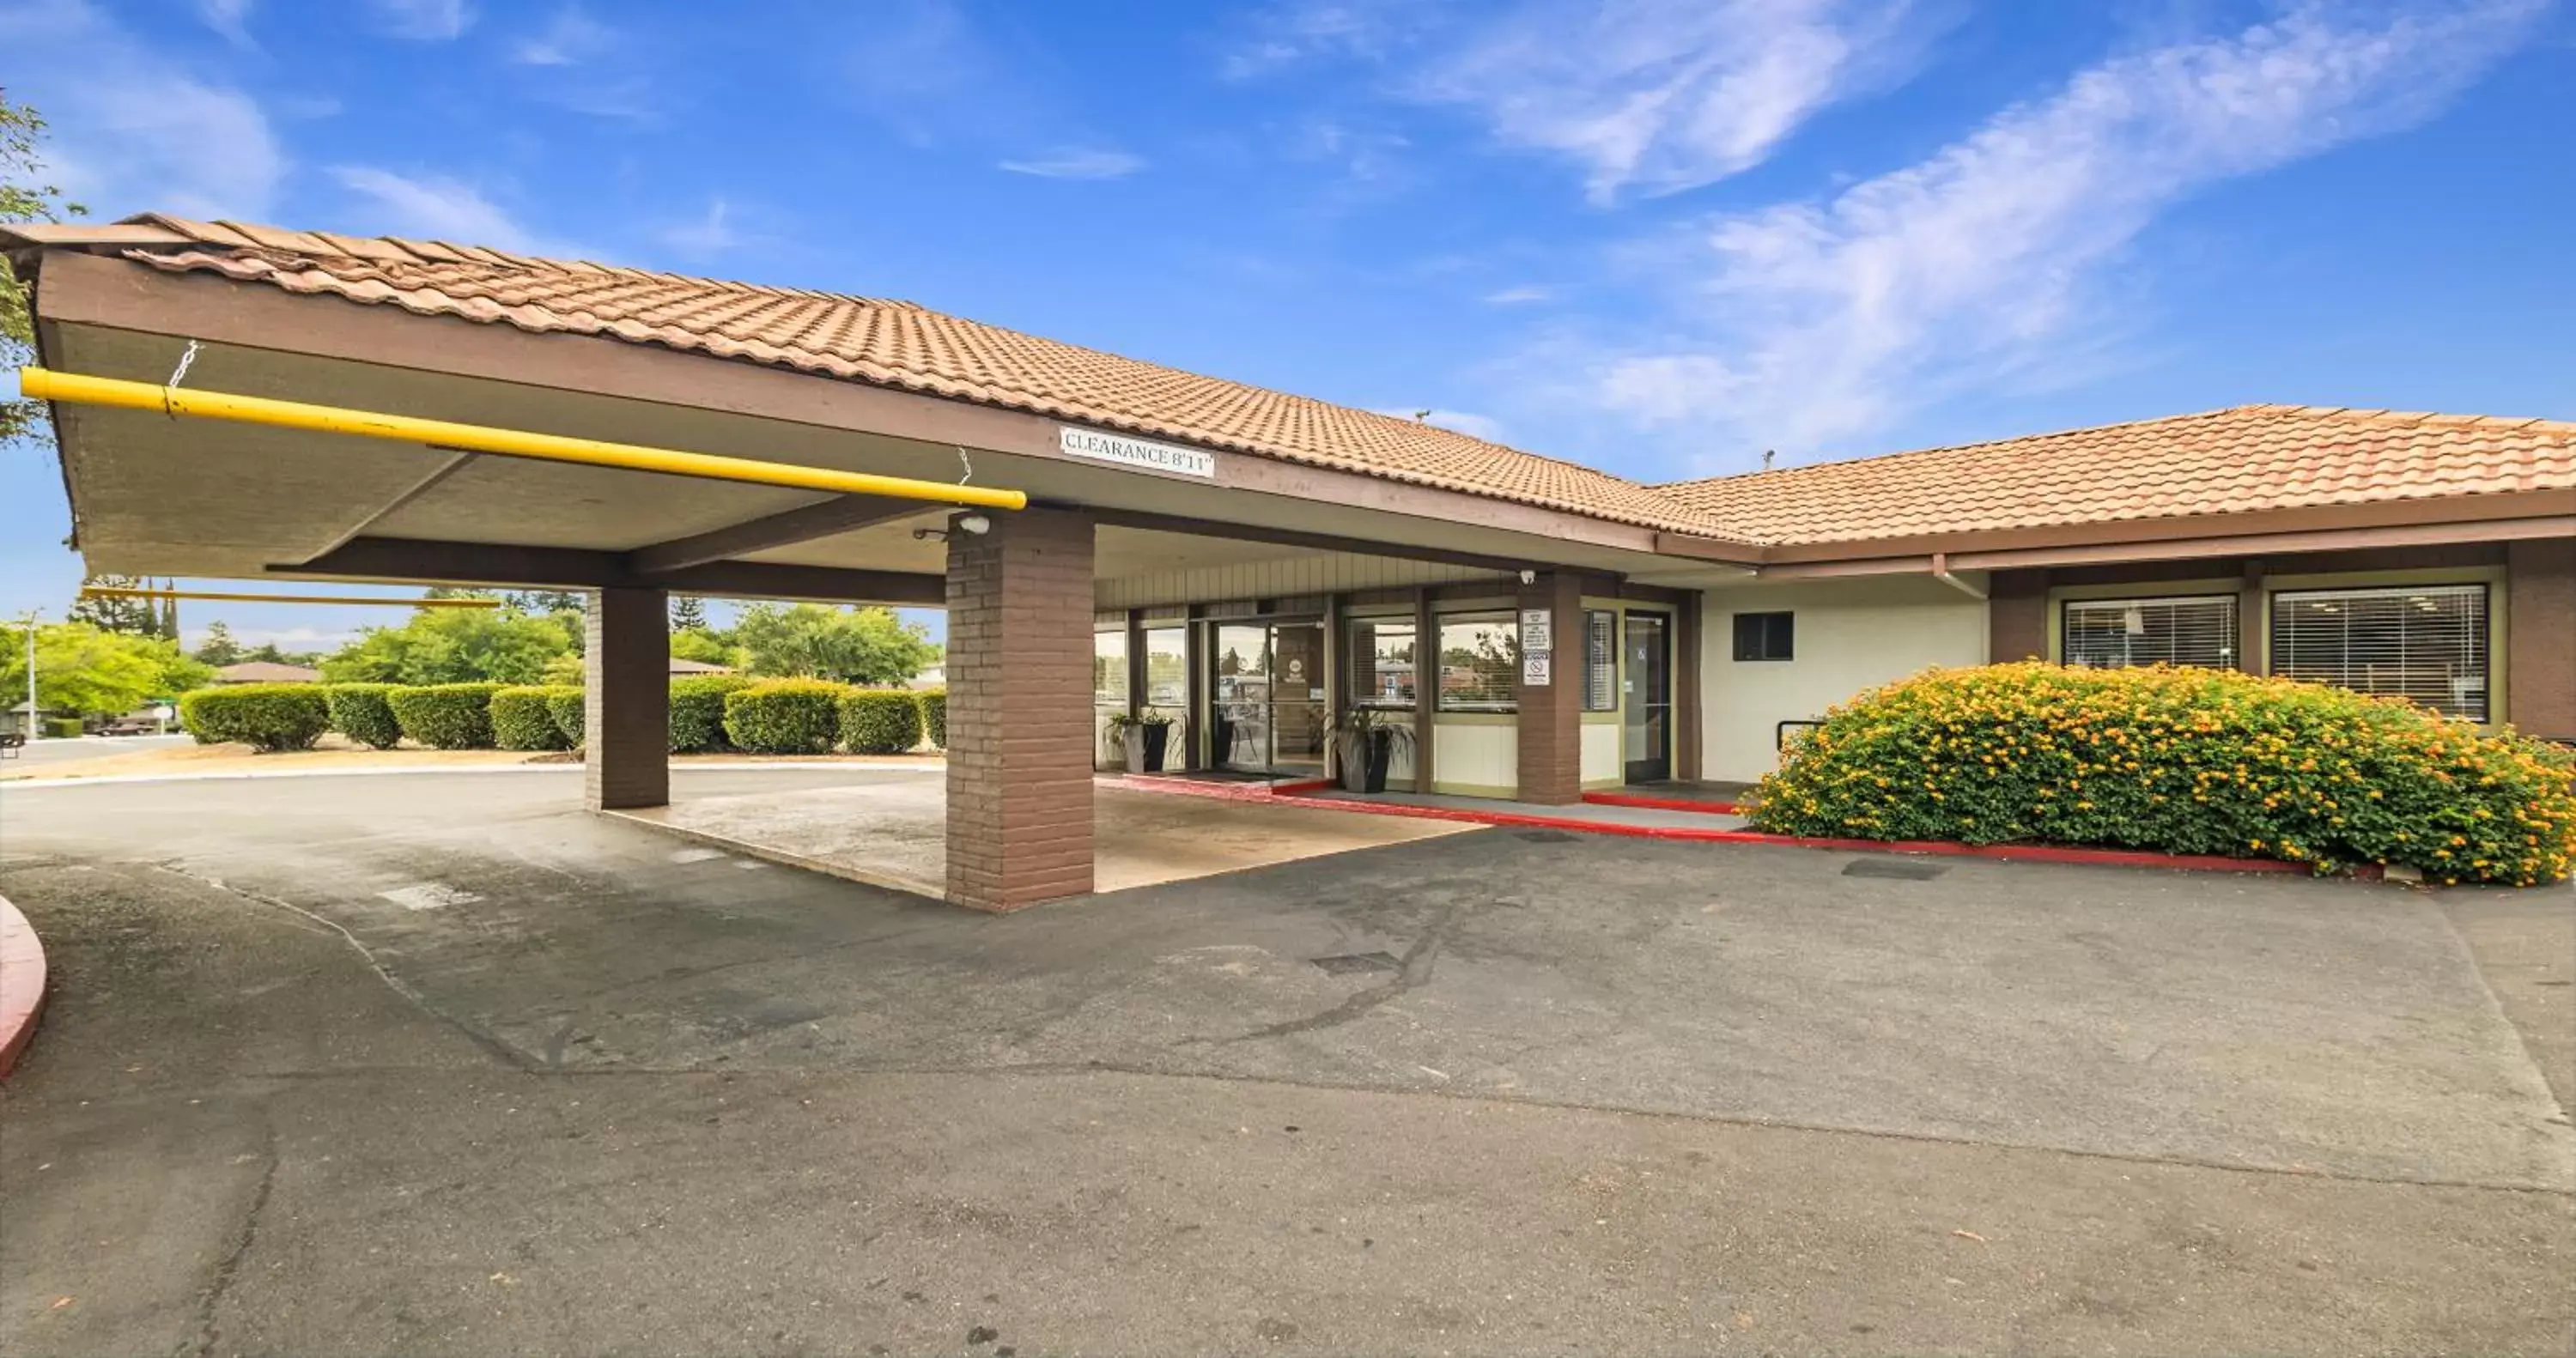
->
[60,215,1730,537]
[1658,405,2576,546]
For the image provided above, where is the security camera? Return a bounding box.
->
[1518,569,1536,585]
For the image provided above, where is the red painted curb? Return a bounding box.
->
[1099,773,1336,802]
[1583,791,1742,815]
[1262,789,2379,881]
[0,892,49,1080]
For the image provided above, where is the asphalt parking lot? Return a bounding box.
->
[3,768,2570,1355]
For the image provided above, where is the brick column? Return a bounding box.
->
[586,586,669,810]
[2508,537,2574,740]
[1988,569,2049,663]
[1515,572,1583,805]
[945,508,1095,909]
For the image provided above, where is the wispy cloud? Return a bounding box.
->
[368,0,471,40]
[0,0,286,219]
[657,198,744,258]
[1484,285,1552,306]
[999,149,1147,180]
[1577,0,2548,469]
[331,167,565,253]
[195,0,253,46]
[511,5,610,65]
[1231,0,1937,202]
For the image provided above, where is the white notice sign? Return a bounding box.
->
[1522,653,1552,686]
[1519,608,1552,652]
[1059,427,1218,478]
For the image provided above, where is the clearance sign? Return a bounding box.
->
[1058,427,1218,479]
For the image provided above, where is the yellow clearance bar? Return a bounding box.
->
[17,367,1029,512]
[82,586,502,609]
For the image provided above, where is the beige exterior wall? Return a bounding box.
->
[1697,578,1990,785]
[1432,715,1518,797]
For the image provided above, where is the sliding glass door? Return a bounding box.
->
[1209,621,1327,776]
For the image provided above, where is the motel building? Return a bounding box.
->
[8,215,2572,910]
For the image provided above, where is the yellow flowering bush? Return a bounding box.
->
[1750,663,2575,886]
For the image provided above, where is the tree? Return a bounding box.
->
[195,621,245,666]
[67,575,159,634]
[3,92,83,446]
[669,627,740,667]
[158,580,180,641]
[504,590,585,615]
[319,606,579,686]
[671,595,707,630]
[734,603,937,686]
[0,621,204,717]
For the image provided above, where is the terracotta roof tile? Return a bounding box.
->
[1658,405,2574,545]
[86,215,1728,536]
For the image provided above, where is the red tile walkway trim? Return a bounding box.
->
[1583,791,1742,815]
[0,892,49,1079]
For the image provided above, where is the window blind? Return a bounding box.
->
[1583,610,1617,712]
[2062,596,2237,670]
[1437,615,1519,712]
[2270,585,2488,720]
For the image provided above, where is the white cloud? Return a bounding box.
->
[369,0,471,40]
[999,149,1148,179]
[1484,285,1552,305]
[1235,0,1935,201]
[511,5,609,64]
[196,0,252,45]
[0,0,287,219]
[1580,0,2548,467]
[331,167,563,253]
[658,198,743,257]
[1378,407,1509,443]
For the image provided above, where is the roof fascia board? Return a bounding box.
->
[30,249,1712,562]
[1756,513,2576,579]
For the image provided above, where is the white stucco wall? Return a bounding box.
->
[1698,578,1989,785]
[1581,720,1621,786]
[1432,718,1517,797]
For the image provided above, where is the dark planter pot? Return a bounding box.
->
[1340,729,1394,794]
[1123,723,1170,774]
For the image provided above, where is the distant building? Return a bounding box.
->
[908,663,945,690]
[214,660,323,684]
[667,657,735,676]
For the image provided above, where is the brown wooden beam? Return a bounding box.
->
[1651,531,1766,565]
[1078,505,1539,575]
[278,536,945,604]
[625,494,933,575]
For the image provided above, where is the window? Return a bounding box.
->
[1346,617,1417,708]
[2271,585,2489,721]
[1142,627,1188,710]
[1583,609,1618,712]
[1436,613,1519,712]
[2063,596,2238,670]
[1092,627,1130,708]
[1732,611,1794,662]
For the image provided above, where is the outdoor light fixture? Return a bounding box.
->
[955,513,992,535]
[1518,569,1536,585]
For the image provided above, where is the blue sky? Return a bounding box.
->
[3,0,2571,652]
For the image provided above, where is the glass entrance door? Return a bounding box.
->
[1210,621,1327,775]
[1623,611,1672,784]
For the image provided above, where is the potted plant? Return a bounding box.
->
[1108,709,1176,774]
[1334,707,1414,794]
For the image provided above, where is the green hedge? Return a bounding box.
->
[837,688,923,755]
[491,685,578,751]
[1749,663,2576,886]
[178,682,331,752]
[325,683,404,749]
[670,675,755,753]
[386,682,504,750]
[915,687,946,750]
[547,688,586,748]
[45,717,83,739]
[723,679,846,755]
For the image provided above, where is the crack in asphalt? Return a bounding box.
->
[187,1114,278,1358]
[1212,900,1472,1045]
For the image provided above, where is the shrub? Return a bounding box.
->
[491,685,579,751]
[44,716,85,740]
[723,679,846,755]
[670,675,755,753]
[387,682,504,749]
[837,688,923,755]
[177,682,331,752]
[1749,663,2576,887]
[547,688,586,748]
[325,683,404,749]
[916,688,946,749]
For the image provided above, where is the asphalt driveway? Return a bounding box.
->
[3,769,2570,1355]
